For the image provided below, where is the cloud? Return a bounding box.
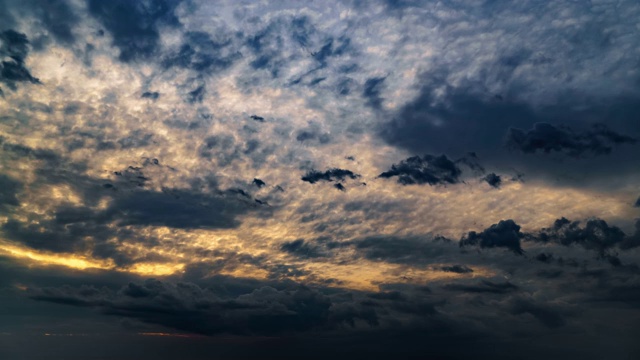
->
[29,0,79,45]
[363,77,385,109]
[27,279,375,335]
[86,0,183,62]
[439,265,473,274]
[617,220,640,250]
[533,217,626,256]
[252,178,266,188]
[535,253,554,263]
[0,174,22,208]
[0,142,261,258]
[507,123,636,158]
[509,297,566,328]
[141,91,160,100]
[161,31,241,74]
[483,173,502,188]
[249,115,265,122]
[101,187,256,229]
[280,239,325,259]
[0,29,40,90]
[345,235,451,266]
[442,280,518,294]
[301,168,360,184]
[459,220,525,255]
[378,154,462,186]
[2,1,640,358]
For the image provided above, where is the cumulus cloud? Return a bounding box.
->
[532,217,626,256]
[378,154,463,186]
[459,220,525,255]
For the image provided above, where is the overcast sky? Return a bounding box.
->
[1,0,640,359]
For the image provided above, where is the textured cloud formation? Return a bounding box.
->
[460,220,525,255]
[1,0,640,359]
[301,168,360,184]
[29,279,343,335]
[0,29,40,91]
[378,154,462,185]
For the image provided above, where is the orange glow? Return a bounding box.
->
[0,242,114,270]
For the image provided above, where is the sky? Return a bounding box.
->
[1,0,640,359]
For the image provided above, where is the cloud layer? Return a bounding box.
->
[1,0,640,359]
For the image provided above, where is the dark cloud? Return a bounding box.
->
[634,197,640,208]
[243,15,356,83]
[379,76,538,159]
[102,187,254,229]
[363,77,385,109]
[27,279,375,336]
[0,29,40,90]
[141,91,159,99]
[86,0,182,62]
[346,235,450,266]
[442,280,518,294]
[483,173,502,188]
[509,297,566,328]
[245,17,301,78]
[439,265,473,274]
[507,123,636,158]
[30,0,79,45]
[199,134,241,166]
[309,77,326,86]
[5,209,87,247]
[280,239,325,259]
[536,269,564,279]
[460,220,524,255]
[379,71,640,186]
[336,77,356,95]
[617,220,640,250]
[0,174,22,208]
[252,178,266,188]
[311,36,352,67]
[187,84,206,103]
[454,152,486,175]
[378,154,462,186]
[117,130,153,149]
[533,217,625,256]
[301,168,360,184]
[0,143,260,258]
[535,253,554,263]
[296,128,331,144]
[162,31,241,73]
